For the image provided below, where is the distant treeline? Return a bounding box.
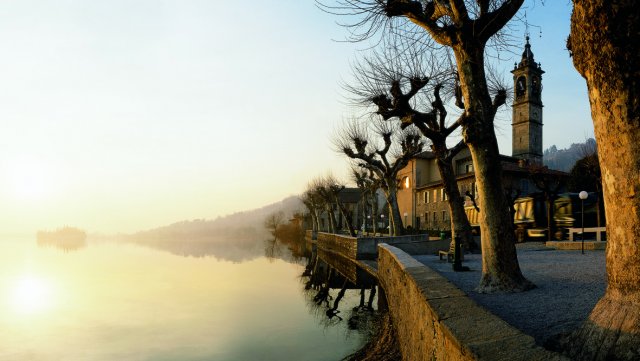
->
[117,196,305,263]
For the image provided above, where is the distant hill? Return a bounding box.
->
[544,138,596,172]
[118,195,305,262]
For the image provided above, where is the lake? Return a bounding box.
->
[0,237,377,361]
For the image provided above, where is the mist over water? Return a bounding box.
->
[0,235,369,361]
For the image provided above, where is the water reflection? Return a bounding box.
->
[1,236,368,361]
[36,227,87,252]
[301,247,381,340]
[7,275,56,315]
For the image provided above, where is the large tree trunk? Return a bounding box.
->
[326,205,337,233]
[336,200,357,237]
[372,193,379,235]
[453,41,533,293]
[433,143,476,251]
[384,181,404,236]
[562,1,640,359]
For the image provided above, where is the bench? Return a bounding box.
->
[439,240,464,263]
[568,227,606,242]
[527,228,547,238]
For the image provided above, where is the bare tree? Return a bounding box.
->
[310,176,338,233]
[334,119,424,235]
[529,165,565,243]
[569,142,603,227]
[351,167,382,235]
[323,0,532,293]
[301,188,322,233]
[308,174,358,236]
[325,174,359,236]
[264,211,285,238]
[348,46,479,251]
[560,1,640,359]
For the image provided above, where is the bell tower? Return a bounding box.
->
[511,36,544,164]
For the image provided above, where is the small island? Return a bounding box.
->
[36,226,87,251]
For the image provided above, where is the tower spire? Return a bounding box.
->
[511,37,545,165]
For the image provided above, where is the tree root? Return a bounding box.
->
[554,295,640,360]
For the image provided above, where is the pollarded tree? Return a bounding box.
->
[561,1,640,359]
[568,145,603,227]
[309,177,337,233]
[323,0,532,292]
[528,165,565,243]
[351,167,382,235]
[334,119,424,236]
[310,174,358,236]
[324,174,359,236]
[347,48,481,251]
[301,188,322,233]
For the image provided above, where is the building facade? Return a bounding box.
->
[396,38,553,232]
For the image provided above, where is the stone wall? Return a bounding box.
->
[377,244,566,361]
[317,232,358,259]
[316,232,450,260]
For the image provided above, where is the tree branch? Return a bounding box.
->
[474,0,525,43]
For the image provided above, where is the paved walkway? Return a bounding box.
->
[413,242,606,346]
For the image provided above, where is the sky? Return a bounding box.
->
[0,1,593,235]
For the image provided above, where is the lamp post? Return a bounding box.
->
[380,214,385,236]
[579,191,588,254]
[367,215,371,235]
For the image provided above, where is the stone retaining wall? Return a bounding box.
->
[377,244,567,361]
[316,232,450,260]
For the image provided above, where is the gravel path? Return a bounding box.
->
[412,242,606,346]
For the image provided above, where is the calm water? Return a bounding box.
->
[0,237,373,361]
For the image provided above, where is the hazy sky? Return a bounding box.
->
[0,1,592,235]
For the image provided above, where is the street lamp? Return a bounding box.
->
[579,191,588,254]
[367,215,371,234]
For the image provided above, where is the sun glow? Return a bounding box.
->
[3,158,57,201]
[8,275,55,315]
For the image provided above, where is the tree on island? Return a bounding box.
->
[334,119,424,236]
[561,1,640,359]
[322,0,533,292]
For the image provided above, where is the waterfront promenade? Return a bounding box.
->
[308,232,606,359]
[415,243,606,346]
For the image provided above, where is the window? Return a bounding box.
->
[465,163,474,173]
[433,212,437,223]
[425,212,429,226]
[424,191,429,203]
[402,176,410,189]
[440,188,445,202]
[442,210,447,221]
